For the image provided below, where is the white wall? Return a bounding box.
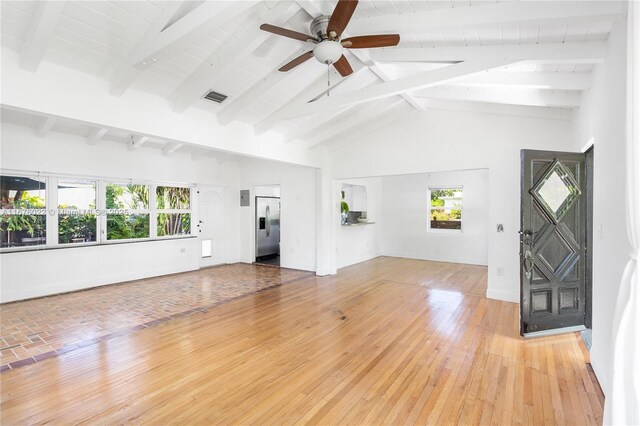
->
[571,19,629,396]
[335,177,382,269]
[0,48,321,168]
[236,159,317,272]
[381,169,489,265]
[0,122,238,302]
[328,108,574,302]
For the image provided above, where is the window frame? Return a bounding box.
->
[103,181,152,244]
[0,172,49,250]
[427,186,464,232]
[0,170,196,252]
[155,184,192,239]
[56,177,99,247]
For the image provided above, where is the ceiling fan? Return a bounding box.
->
[259,0,399,77]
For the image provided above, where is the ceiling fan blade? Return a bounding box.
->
[333,55,353,77]
[342,34,400,49]
[279,51,314,72]
[327,0,359,39]
[260,24,315,42]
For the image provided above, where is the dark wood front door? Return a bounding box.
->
[520,150,587,335]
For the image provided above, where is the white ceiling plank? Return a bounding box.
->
[348,1,626,34]
[162,142,184,156]
[417,98,573,121]
[253,70,345,135]
[87,127,108,145]
[216,46,317,126]
[172,1,300,113]
[324,104,414,153]
[412,87,582,108]
[20,1,67,72]
[36,116,56,137]
[133,1,259,66]
[369,42,607,64]
[112,1,261,96]
[307,99,405,148]
[128,135,149,151]
[277,57,518,119]
[283,107,350,143]
[110,2,184,96]
[452,72,591,91]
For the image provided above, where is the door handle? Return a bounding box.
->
[524,250,534,279]
[265,205,271,238]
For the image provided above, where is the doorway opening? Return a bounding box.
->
[255,185,281,267]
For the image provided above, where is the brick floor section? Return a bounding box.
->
[0,264,311,371]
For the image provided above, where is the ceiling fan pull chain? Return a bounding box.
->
[327,64,331,97]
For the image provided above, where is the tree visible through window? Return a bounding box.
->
[156,186,191,237]
[429,187,463,230]
[106,183,150,240]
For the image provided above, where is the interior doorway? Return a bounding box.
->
[255,185,281,267]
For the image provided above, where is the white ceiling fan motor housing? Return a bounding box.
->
[313,40,343,65]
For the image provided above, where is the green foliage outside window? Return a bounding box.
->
[106,184,150,240]
[1,193,46,247]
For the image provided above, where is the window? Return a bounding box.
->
[105,183,150,240]
[58,180,97,244]
[429,187,463,230]
[1,172,194,251]
[156,186,191,237]
[1,175,47,248]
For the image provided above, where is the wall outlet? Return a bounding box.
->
[497,267,504,276]
[180,247,186,253]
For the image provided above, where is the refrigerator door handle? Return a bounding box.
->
[265,205,271,238]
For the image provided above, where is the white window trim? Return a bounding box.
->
[427,186,464,233]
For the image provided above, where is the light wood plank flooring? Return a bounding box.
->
[0,257,603,425]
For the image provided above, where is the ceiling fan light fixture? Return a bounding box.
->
[313,40,343,65]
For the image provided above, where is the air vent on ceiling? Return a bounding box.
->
[203,90,228,104]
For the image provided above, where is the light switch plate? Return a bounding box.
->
[240,190,250,207]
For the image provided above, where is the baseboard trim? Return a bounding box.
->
[485,288,519,303]
[381,252,488,266]
[589,349,608,397]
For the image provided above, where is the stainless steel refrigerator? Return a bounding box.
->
[255,197,280,259]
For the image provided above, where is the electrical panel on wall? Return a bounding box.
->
[240,190,250,206]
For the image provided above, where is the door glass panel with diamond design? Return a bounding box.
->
[538,171,570,213]
[531,161,581,223]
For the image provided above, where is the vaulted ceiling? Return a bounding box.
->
[0,0,627,155]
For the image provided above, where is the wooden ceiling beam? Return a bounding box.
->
[412,87,582,108]
[36,116,56,137]
[87,127,108,145]
[20,1,66,72]
[277,57,518,119]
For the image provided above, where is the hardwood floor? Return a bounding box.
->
[0,257,603,425]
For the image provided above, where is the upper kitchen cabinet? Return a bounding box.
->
[342,184,367,212]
